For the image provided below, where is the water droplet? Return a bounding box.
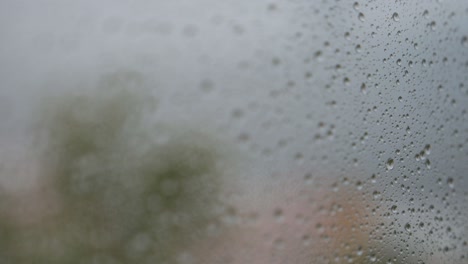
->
[356,181,363,190]
[386,158,394,170]
[274,208,284,222]
[358,12,365,22]
[200,79,215,92]
[424,144,431,155]
[272,57,281,66]
[404,223,411,232]
[356,246,363,256]
[447,177,454,188]
[462,36,468,47]
[304,173,314,185]
[344,77,351,86]
[373,190,381,199]
[316,222,324,233]
[353,2,360,10]
[344,31,351,40]
[302,234,311,246]
[360,83,367,94]
[355,44,362,53]
[314,50,323,61]
[425,159,431,169]
[422,10,429,19]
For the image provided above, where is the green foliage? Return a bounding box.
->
[2,71,224,263]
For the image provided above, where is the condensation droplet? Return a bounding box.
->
[358,12,365,22]
[447,177,454,188]
[353,2,360,10]
[404,223,411,232]
[356,181,363,191]
[462,36,468,47]
[425,159,431,169]
[355,44,362,53]
[424,144,431,155]
[386,158,394,170]
[360,83,367,94]
[304,173,313,185]
[274,208,284,222]
[344,77,351,86]
[422,10,429,19]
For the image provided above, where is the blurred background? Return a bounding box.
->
[0,0,467,263]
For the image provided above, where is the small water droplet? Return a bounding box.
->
[314,50,323,61]
[358,12,365,22]
[304,173,313,185]
[344,31,351,40]
[274,208,284,222]
[355,44,362,53]
[386,158,394,170]
[356,247,363,256]
[200,79,215,92]
[373,190,381,199]
[302,234,311,246]
[353,2,360,10]
[344,77,351,86]
[425,159,431,169]
[422,10,429,19]
[404,223,411,232]
[356,181,363,190]
[424,144,431,155]
[447,177,454,188]
[462,36,468,47]
[360,83,367,94]
[406,126,411,134]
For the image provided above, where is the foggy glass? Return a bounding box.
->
[0,1,467,263]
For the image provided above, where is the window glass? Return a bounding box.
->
[0,1,467,263]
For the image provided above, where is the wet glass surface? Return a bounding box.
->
[0,1,467,263]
